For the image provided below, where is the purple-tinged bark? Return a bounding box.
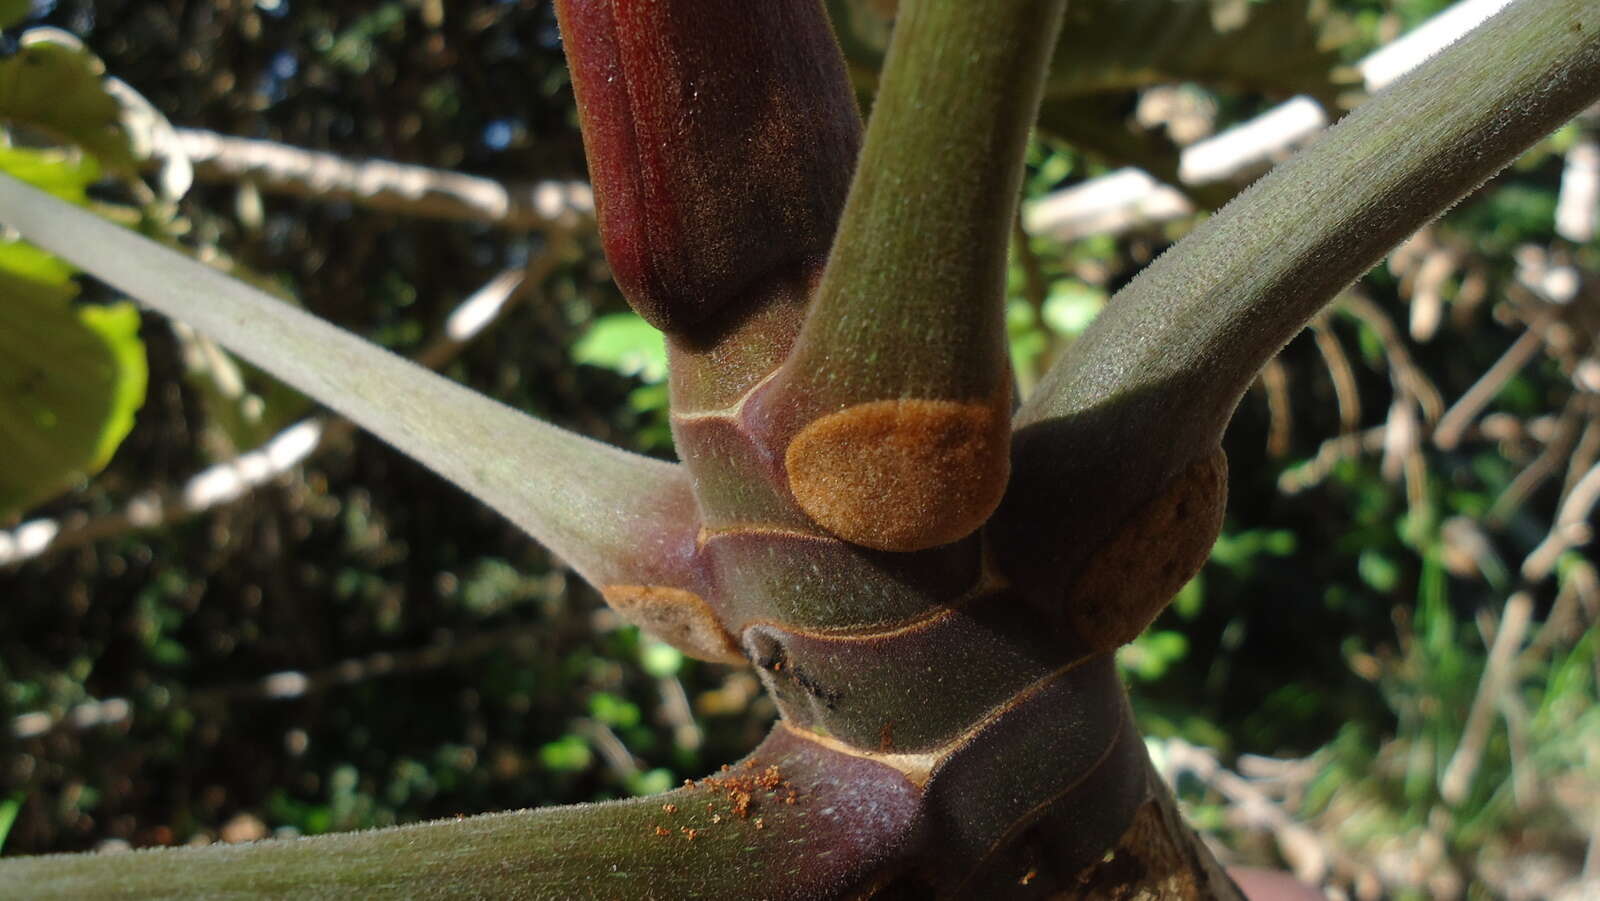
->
[556,0,860,337]
[0,726,928,900]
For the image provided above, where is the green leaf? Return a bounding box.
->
[1171,573,1205,621]
[625,768,675,797]
[0,236,146,517]
[572,314,668,385]
[0,147,144,517]
[538,735,594,773]
[1041,280,1107,338]
[639,639,684,679]
[0,1,29,31]
[0,29,139,172]
[0,146,96,202]
[1117,629,1189,681]
[589,692,641,729]
[0,793,21,853]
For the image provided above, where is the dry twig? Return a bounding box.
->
[172,129,594,232]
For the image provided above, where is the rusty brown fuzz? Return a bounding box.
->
[1063,449,1228,652]
[783,395,1012,552]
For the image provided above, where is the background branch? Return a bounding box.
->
[169,129,594,232]
[1024,0,1519,242]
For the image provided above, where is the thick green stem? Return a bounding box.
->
[0,728,924,900]
[993,0,1600,596]
[0,175,710,644]
[754,0,1068,552]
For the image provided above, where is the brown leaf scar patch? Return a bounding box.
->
[783,396,1011,552]
[599,585,744,664]
[1066,449,1228,652]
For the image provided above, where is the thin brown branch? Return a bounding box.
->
[1013,210,1049,321]
[1259,356,1294,458]
[1440,591,1533,805]
[1495,686,1536,811]
[1587,806,1600,882]
[172,129,594,232]
[1025,0,1521,240]
[1013,211,1053,399]
[1435,312,1555,450]
[1406,246,1459,343]
[1560,417,1600,505]
[656,675,703,752]
[1339,292,1445,422]
[1525,558,1598,660]
[1383,399,1422,485]
[1156,738,1345,889]
[579,719,643,782]
[1278,427,1388,494]
[1523,456,1600,581]
[1488,396,1588,526]
[1402,439,1430,520]
[1310,317,1361,434]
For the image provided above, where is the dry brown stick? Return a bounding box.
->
[1494,687,1536,811]
[579,719,644,782]
[1012,211,1053,399]
[1440,590,1533,805]
[1310,318,1361,434]
[1587,806,1600,882]
[1559,418,1600,507]
[1488,396,1588,526]
[1402,439,1430,518]
[1012,210,1049,320]
[1523,456,1600,581]
[1156,738,1343,888]
[1339,292,1445,422]
[656,676,703,752]
[1435,313,1555,450]
[1024,0,1523,242]
[1278,426,1388,494]
[1407,247,1460,343]
[1556,132,1600,243]
[1382,398,1421,484]
[172,129,595,232]
[1525,558,1598,660]
[1259,356,1294,458]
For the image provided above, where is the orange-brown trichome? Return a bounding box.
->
[1065,449,1228,652]
[783,396,1011,552]
[600,584,744,664]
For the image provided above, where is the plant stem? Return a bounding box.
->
[758,0,1068,552]
[995,0,1600,591]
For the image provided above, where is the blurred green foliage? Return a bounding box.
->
[0,34,149,520]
